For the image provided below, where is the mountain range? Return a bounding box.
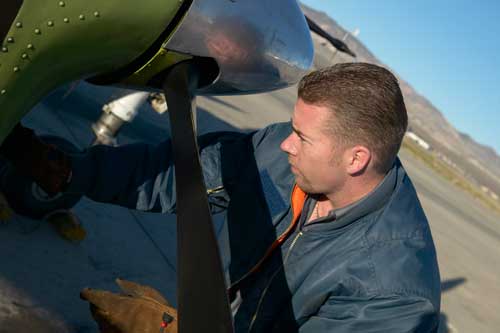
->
[301,3,500,196]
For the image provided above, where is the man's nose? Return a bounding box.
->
[280,135,296,155]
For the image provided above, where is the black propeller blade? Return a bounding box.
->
[304,14,356,58]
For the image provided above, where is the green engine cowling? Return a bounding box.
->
[0,0,190,143]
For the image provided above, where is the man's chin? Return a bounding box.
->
[294,177,313,193]
[296,180,326,196]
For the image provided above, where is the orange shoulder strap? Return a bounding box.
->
[290,184,307,225]
[228,184,307,295]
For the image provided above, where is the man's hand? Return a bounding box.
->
[0,124,72,196]
[80,278,177,333]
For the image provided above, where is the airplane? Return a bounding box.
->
[0,1,355,332]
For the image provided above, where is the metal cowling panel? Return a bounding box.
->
[0,0,187,143]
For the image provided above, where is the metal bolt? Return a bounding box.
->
[7,37,14,43]
[13,67,20,72]
[59,1,65,7]
[27,44,34,50]
[15,22,22,28]
[1,90,6,95]
[79,14,85,20]
[64,18,69,23]
[35,28,41,34]
[47,21,54,27]
[94,11,100,17]
[21,53,28,59]
[1,47,7,52]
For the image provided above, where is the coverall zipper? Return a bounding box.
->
[247,229,304,332]
[228,185,305,294]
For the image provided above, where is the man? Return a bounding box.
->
[1,63,441,332]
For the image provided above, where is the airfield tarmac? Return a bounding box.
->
[0,83,499,332]
[400,149,500,333]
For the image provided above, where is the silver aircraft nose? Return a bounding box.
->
[164,0,314,95]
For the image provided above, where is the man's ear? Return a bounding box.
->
[345,145,371,175]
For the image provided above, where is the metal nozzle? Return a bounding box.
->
[91,110,124,146]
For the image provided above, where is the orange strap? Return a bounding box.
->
[228,184,307,295]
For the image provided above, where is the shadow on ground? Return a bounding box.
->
[438,277,467,332]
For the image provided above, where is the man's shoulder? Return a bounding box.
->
[360,161,440,306]
[365,160,429,240]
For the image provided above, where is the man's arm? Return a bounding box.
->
[299,294,440,333]
[0,122,288,214]
[66,131,248,213]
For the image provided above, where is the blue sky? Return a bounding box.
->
[302,0,500,154]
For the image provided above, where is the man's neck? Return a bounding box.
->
[323,174,385,213]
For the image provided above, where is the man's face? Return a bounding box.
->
[280,99,347,194]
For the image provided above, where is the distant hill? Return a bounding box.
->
[301,3,500,196]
